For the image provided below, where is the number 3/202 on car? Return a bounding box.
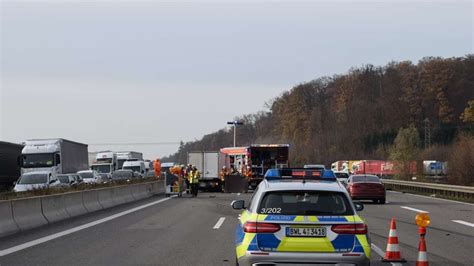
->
[260,208,282,214]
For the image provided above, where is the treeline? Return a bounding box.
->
[163,56,474,184]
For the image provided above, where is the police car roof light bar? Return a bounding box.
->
[264,168,337,181]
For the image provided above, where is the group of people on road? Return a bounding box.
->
[184,164,200,197]
[169,164,201,197]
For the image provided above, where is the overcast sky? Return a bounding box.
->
[1,0,473,159]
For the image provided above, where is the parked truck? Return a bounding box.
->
[188,151,220,191]
[353,160,417,178]
[90,151,117,174]
[20,139,89,176]
[115,151,143,170]
[0,141,24,190]
[220,144,290,189]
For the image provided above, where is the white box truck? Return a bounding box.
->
[91,151,117,174]
[20,139,89,176]
[116,151,143,170]
[188,151,220,191]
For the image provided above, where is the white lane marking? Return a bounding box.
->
[371,244,401,266]
[0,196,174,257]
[400,206,428,213]
[387,191,474,206]
[452,220,474,228]
[213,217,226,229]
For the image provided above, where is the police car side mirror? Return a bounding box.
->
[231,200,246,210]
[354,202,364,212]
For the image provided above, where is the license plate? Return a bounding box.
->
[286,227,326,237]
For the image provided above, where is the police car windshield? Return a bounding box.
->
[258,191,354,216]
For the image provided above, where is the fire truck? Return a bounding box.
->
[219,144,290,189]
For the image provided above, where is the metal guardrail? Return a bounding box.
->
[382,179,474,201]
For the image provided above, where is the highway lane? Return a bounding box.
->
[361,191,473,266]
[0,191,472,265]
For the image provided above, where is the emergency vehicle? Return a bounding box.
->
[232,168,370,266]
[220,144,289,189]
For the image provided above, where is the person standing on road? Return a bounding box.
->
[189,166,200,197]
[220,166,229,192]
[185,164,192,194]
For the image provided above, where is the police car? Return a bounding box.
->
[232,168,370,266]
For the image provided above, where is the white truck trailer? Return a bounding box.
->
[188,151,220,191]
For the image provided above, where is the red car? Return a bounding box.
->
[347,174,386,204]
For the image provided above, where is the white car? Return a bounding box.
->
[14,172,61,192]
[77,170,103,184]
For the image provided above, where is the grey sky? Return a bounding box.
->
[1,0,472,159]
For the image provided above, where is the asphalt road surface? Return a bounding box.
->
[0,190,472,265]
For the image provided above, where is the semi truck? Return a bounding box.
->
[220,144,290,189]
[423,160,448,176]
[20,139,89,176]
[116,151,143,170]
[90,151,117,174]
[0,141,24,189]
[352,160,417,178]
[188,152,220,191]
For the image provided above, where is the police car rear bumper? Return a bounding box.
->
[238,251,369,266]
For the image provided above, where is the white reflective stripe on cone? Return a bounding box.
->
[389,230,398,237]
[418,251,428,261]
[386,244,400,252]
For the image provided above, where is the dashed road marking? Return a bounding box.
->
[213,217,226,229]
[452,220,474,228]
[0,196,174,257]
[401,206,428,213]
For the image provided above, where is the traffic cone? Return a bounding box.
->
[382,219,407,263]
[416,237,429,266]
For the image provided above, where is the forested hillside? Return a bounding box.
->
[164,56,474,179]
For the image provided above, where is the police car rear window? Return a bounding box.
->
[258,191,354,216]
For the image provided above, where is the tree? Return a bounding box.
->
[460,100,474,123]
[389,124,421,180]
[448,134,474,185]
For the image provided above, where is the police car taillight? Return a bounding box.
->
[243,222,281,233]
[331,224,367,234]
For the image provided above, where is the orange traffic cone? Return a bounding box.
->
[382,219,407,263]
[416,236,429,266]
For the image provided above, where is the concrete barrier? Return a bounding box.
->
[113,186,134,205]
[11,197,48,231]
[0,200,19,237]
[82,190,103,213]
[1,181,163,237]
[63,191,88,217]
[131,183,149,200]
[41,194,70,223]
[151,180,163,195]
[97,188,116,209]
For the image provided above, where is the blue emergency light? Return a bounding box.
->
[264,168,337,181]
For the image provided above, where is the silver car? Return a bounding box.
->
[13,172,61,192]
[232,168,370,266]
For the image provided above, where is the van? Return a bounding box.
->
[122,161,146,178]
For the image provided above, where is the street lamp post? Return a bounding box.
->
[227,121,244,147]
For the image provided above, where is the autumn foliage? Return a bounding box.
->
[164,56,474,182]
